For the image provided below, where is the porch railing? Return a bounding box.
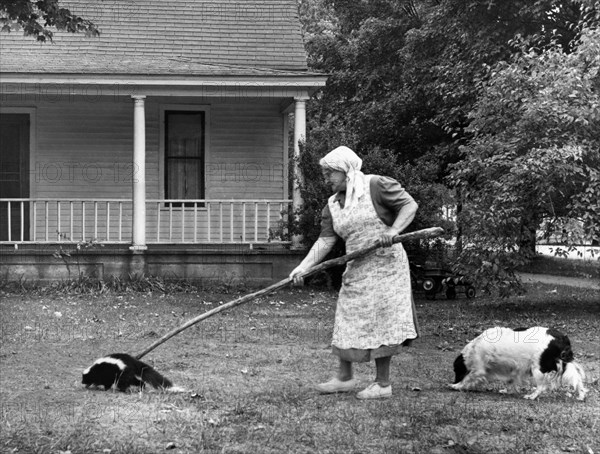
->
[146,199,292,244]
[0,198,292,245]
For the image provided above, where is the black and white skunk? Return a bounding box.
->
[450,327,587,400]
[82,353,181,392]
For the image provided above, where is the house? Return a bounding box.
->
[0,0,326,283]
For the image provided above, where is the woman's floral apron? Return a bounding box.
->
[329,175,418,355]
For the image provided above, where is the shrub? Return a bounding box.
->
[288,133,455,287]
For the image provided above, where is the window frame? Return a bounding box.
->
[159,105,209,209]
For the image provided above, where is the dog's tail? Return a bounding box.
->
[139,364,173,389]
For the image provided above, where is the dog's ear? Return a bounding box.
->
[559,346,573,362]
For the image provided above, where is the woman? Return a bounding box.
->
[289,146,419,400]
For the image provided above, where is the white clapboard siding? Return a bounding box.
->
[34,98,134,200]
[25,96,287,243]
[208,102,285,199]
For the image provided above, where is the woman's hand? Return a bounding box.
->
[381,199,418,247]
[288,237,337,286]
[380,228,400,247]
[289,265,308,286]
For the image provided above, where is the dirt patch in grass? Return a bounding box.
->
[1,284,599,453]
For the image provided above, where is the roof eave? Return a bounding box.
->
[0,72,328,85]
[0,72,328,98]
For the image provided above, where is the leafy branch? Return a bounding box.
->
[0,0,99,42]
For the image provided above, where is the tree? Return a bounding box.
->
[449,22,600,295]
[0,0,98,42]
[300,0,596,210]
[303,0,594,159]
[298,0,599,294]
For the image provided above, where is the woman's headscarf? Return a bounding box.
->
[319,146,365,210]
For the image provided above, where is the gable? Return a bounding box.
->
[0,0,311,76]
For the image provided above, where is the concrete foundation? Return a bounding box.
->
[0,243,304,285]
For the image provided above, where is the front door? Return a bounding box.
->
[0,114,30,241]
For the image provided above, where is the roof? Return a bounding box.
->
[0,0,315,77]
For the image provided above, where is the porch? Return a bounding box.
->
[0,89,315,286]
[0,197,301,284]
[0,92,309,284]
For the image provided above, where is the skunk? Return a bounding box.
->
[82,353,175,392]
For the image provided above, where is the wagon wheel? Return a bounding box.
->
[423,278,437,299]
[446,286,457,300]
[422,278,436,292]
[465,286,476,299]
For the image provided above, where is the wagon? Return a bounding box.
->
[410,264,476,300]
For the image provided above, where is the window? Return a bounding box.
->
[0,113,30,241]
[164,111,205,206]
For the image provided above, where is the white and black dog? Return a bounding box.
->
[450,327,587,400]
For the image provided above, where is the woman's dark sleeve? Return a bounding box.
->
[373,175,415,213]
[319,204,339,239]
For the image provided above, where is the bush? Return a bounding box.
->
[288,132,456,288]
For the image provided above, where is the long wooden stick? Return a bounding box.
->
[135,226,444,359]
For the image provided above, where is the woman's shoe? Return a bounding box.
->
[356,383,392,399]
[315,377,358,394]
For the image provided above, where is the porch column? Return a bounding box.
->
[131,95,147,251]
[292,95,308,248]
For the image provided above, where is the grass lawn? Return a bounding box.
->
[0,282,598,454]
